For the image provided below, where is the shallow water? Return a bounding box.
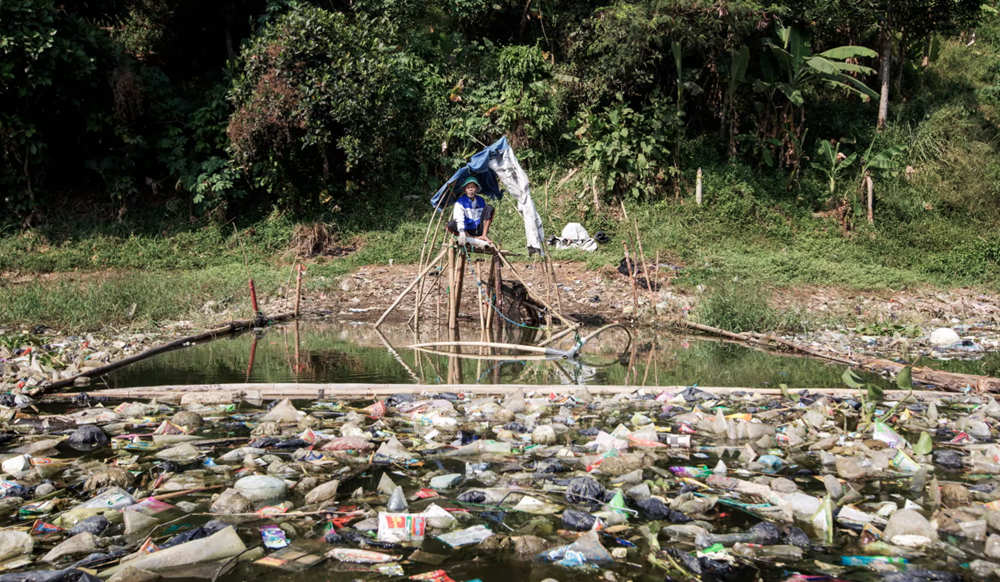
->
[101,320,867,389]
[101,320,993,392]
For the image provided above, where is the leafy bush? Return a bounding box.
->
[695,281,798,333]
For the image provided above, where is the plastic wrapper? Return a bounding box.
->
[377,513,426,543]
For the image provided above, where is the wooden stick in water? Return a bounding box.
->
[623,241,639,316]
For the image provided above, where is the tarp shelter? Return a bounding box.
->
[430,136,545,254]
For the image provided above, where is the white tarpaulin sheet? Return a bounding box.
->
[488,146,545,255]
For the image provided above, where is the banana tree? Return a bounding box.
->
[759,23,879,172]
[815,139,856,196]
[671,41,701,198]
[859,140,907,224]
[722,45,750,157]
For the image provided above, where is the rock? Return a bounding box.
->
[532,425,557,445]
[107,566,162,582]
[211,489,253,514]
[930,328,961,347]
[234,475,288,504]
[171,411,203,429]
[42,532,98,563]
[883,509,936,544]
[67,425,108,451]
[304,480,339,505]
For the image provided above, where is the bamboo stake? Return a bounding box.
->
[414,204,449,326]
[496,252,576,325]
[293,264,304,317]
[640,340,656,386]
[450,248,466,331]
[374,247,448,327]
[414,196,448,321]
[623,241,639,316]
[633,217,655,305]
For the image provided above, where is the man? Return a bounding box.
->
[447,176,494,246]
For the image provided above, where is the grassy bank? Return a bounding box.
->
[2,40,999,332]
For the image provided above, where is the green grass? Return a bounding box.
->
[3,39,1000,331]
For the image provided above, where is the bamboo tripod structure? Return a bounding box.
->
[375,199,575,338]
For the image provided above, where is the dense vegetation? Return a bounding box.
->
[3,0,1000,298]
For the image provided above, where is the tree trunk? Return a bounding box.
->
[865,172,874,224]
[895,29,906,95]
[224,2,236,62]
[720,95,727,140]
[877,34,891,130]
[922,36,931,67]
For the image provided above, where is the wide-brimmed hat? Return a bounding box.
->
[460,176,481,192]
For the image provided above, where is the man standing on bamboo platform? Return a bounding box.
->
[447,176,494,247]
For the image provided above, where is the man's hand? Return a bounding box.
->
[457,232,467,246]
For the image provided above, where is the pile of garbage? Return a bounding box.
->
[0,330,168,390]
[0,386,998,581]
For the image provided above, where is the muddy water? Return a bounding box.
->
[102,320,900,390]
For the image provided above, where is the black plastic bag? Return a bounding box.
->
[562,508,598,531]
[159,520,229,549]
[635,497,671,520]
[0,570,101,582]
[565,476,606,506]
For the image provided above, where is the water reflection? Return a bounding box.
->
[101,319,915,391]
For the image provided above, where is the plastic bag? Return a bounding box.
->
[377,513,426,543]
[565,477,606,506]
[435,525,493,548]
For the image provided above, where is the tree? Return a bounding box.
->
[758,23,878,175]
[228,4,415,202]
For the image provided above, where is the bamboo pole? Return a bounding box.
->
[374,247,449,328]
[449,247,466,331]
[293,264,304,317]
[633,217,655,306]
[411,341,563,355]
[414,195,448,327]
[536,322,582,348]
[623,241,639,315]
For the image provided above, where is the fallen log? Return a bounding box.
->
[42,312,299,393]
[677,319,1000,393]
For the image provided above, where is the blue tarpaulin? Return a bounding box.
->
[429,137,511,210]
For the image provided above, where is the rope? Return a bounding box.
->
[459,245,545,330]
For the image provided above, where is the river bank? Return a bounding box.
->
[2,257,999,394]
